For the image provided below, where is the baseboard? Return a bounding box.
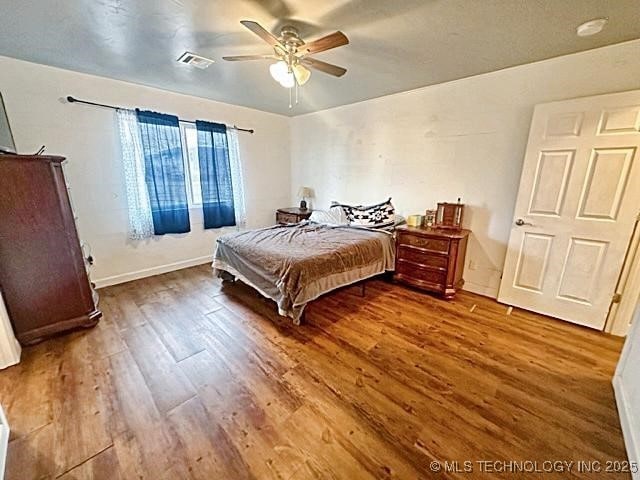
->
[462,281,498,299]
[613,375,639,479]
[93,255,213,289]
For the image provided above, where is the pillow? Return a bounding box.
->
[309,209,348,225]
[329,204,349,224]
[333,198,395,230]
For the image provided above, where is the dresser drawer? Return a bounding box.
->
[397,245,448,270]
[396,259,447,287]
[277,212,299,224]
[399,233,450,253]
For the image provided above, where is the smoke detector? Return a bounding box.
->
[576,18,608,37]
[177,52,215,69]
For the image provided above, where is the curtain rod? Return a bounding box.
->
[66,96,255,134]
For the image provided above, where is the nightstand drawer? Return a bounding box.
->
[399,233,450,253]
[397,245,448,270]
[277,212,299,224]
[276,208,313,225]
[396,260,447,286]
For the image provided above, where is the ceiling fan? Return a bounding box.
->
[223,20,349,89]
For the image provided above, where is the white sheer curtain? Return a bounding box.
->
[116,109,154,239]
[227,128,247,228]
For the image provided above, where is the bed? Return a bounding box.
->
[213,221,395,324]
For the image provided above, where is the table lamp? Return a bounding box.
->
[298,186,314,210]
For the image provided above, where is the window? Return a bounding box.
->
[180,122,203,206]
[118,109,246,239]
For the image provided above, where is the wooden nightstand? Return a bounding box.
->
[395,225,470,299]
[276,207,313,224]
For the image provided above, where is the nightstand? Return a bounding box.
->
[395,225,470,299]
[276,207,313,224]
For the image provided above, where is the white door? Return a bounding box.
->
[498,90,640,330]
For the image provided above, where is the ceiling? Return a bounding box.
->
[1,0,639,116]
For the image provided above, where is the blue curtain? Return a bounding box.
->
[195,121,236,229]
[136,110,190,234]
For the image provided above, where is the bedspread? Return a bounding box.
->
[213,222,395,323]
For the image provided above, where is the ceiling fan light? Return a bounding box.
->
[279,73,295,89]
[292,64,311,85]
[269,61,289,83]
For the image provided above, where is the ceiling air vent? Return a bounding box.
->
[177,52,215,69]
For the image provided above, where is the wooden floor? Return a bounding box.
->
[0,265,629,479]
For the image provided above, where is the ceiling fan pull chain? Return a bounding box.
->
[289,87,292,109]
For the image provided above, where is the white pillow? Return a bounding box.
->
[309,208,348,225]
[329,205,349,224]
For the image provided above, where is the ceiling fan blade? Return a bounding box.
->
[222,54,277,61]
[298,31,348,55]
[240,20,284,49]
[302,58,347,77]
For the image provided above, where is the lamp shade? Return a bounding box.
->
[298,186,314,199]
[292,64,311,85]
[269,61,288,82]
[270,61,295,89]
[279,73,295,89]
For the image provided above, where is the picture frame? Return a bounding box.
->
[424,209,437,227]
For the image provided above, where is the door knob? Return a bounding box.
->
[515,218,533,226]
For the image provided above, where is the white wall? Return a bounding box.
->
[0,56,290,286]
[614,299,640,479]
[3,40,640,294]
[290,40,640,297]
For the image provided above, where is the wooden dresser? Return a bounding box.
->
[276,207,313,224]
[395,225,470,299]
[0,154,101,345]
